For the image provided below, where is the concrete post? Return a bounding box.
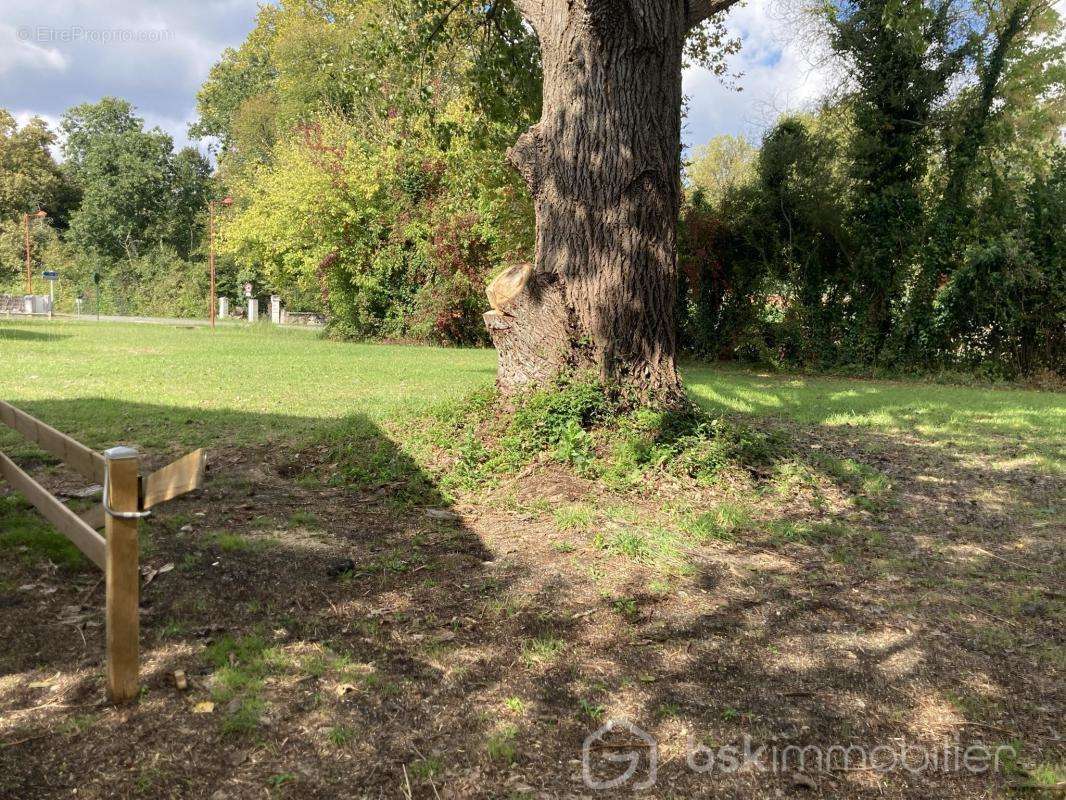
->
[219,297,229,319]
[270,295,281,324]
[247,298,259,323]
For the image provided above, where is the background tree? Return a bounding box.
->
[903,0,1066,355]
[686,134,756,205]
[194,1,541,185]
[61,98,211,261]
[679,112,853,365]
[0,111,65,220]
[677,0,1064,381]
[825,0,975,362]
[202,0,541,341]
[938,148,1066,374]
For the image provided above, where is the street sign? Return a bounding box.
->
[43,270,58,281]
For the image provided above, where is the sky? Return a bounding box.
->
[0,0,1060,160]
[0,0,264,157]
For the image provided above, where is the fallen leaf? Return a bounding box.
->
[192,701,215,714]
[425,508,459,522]
[28,673,59,689]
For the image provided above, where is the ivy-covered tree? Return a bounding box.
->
[903,0,1066,356]
[937,147,1066,374]
[826,0,974,361]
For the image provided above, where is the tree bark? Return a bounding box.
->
[486,0,732,404]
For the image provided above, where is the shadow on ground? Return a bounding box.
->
[0,327,71,343]
[685,369,1064,471]
[0,398,1062,799]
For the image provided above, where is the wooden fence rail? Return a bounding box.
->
[0,401,205,704]
[0,450,106,568]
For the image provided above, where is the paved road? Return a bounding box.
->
[4,312,324,328]
[54,313,234,326]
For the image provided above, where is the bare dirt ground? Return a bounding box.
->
[0,417,1062,799]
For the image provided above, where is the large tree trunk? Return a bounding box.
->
[485,0,731,405]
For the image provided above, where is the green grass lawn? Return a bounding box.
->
[0,318,1062,471]
[0,319,495,452]
[2,318,1063,799]
[685,362,1065,472]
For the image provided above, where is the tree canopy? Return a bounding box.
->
[0,0,1061,378]
[60,98,212,261]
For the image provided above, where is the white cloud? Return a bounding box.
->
[0,0,262,153]
[0,23,69,75]
[683,0,837,149]
[12,109,63,135]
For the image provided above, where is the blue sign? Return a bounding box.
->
[42,270,58,280]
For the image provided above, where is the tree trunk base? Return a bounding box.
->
[484,264,574,395]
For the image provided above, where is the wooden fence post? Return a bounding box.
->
[104,446,141,704]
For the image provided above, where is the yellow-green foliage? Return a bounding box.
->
[220,106,532,342]
[206,1,539,344]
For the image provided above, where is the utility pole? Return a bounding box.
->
[23,210,47,296]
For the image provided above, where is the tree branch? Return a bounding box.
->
[507,124,543,198]
[514,0,545,30]
[424,0,469,47]
[686,0,742,30]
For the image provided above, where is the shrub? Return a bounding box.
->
[429,379,792,493]
[221,107,534,346]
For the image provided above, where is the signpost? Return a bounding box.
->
[43,270,58,318]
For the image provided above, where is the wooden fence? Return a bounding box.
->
[0,401,205,704]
